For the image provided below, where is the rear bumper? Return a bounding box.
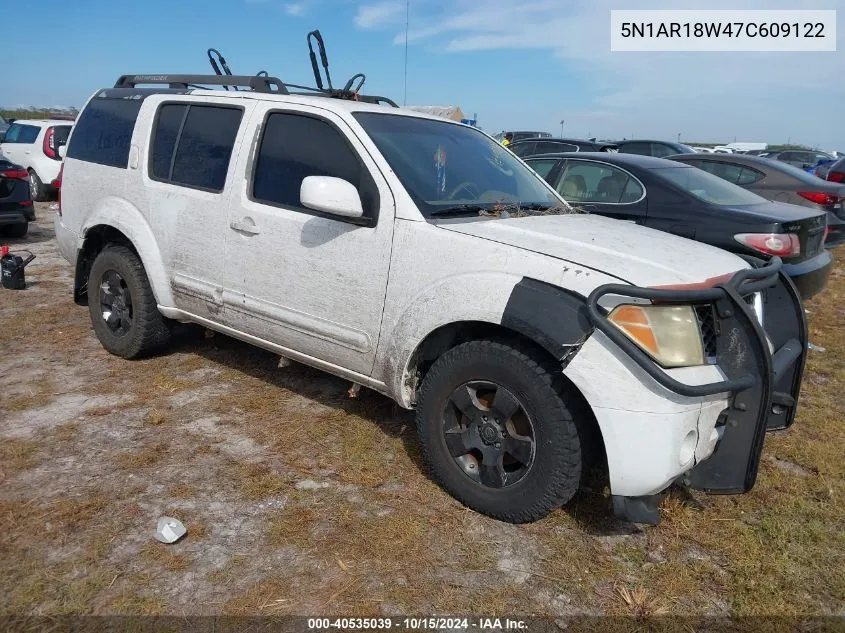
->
[581,257,807,524]
[53,214,80,266]
[0,205,35,225]
[824,214,845,248]
[782,249,833,299]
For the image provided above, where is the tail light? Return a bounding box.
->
[53,164,64,216]
[0,168,29,180]
[798,191,840,206]
[734,233,801,257]
[43,126,57,159]
[827,171,845,183]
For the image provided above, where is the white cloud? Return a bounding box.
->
[284,2,306,15]
[386,0,845,147]
[355,1,405,30]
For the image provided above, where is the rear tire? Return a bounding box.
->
[28,170,47,202]
[87,245,172,359]
[2,223,28,238]
[415,340,583,523]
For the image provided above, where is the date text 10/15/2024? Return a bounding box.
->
[307,618,528,630]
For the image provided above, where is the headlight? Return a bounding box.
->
[608,304,705,368]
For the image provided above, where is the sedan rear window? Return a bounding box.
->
[654,166,767,206]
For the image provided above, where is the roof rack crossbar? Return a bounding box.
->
[114,74,289,94]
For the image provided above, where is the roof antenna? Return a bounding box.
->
[403,0,409,105]
[307,30,332,90]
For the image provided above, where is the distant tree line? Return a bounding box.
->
[684,142,815,151]
[1,107,79,120]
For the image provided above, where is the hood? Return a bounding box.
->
[436,214,748,287]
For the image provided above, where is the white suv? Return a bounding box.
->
[0,118,73,201]
[54,74,808,525]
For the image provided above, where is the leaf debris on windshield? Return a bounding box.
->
[478,200,587,219]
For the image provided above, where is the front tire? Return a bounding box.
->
[415,340,583,523]
[28,170,47,202]
[87,245,172,359]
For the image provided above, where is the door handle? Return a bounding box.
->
[230,218,260,235]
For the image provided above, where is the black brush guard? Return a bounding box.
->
[586,256,808,499]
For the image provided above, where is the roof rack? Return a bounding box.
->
[114,74,288,93]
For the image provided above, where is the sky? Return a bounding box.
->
[1,0,843,149]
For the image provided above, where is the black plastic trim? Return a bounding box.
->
[501,278,593,361]
[612,494,661,525]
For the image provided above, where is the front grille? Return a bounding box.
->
[694,304,718,358]
[694,294,758,359]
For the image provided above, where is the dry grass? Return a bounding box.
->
[167,483,197,499]
[234,463,291,500]
[144,409,168,426]
[116,442,169,469]
[139,541,191,572]
[0,438,39,478]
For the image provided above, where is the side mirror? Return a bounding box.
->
[300,175,364,219]
[58,145,67,159]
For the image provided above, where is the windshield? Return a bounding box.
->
[353,113,560,218]
[654,165,768,206]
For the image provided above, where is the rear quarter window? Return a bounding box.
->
[66,97,144,168]
[149,103,243,192]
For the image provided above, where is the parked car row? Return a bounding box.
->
[522,152,833,298]
[0,118,74,201]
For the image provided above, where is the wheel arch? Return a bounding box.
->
[74,199,173,308]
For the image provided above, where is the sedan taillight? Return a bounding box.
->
[827,171,845,183]
[798,191,840,206]
[734,233,801,257]
[0,168,29,180]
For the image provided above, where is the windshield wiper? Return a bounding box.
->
[430,205,489,217]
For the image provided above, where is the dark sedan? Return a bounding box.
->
[0,158,35,237]
[508,137,617,159]
[614,139,696,157]
[668,153,845,248]
[524,152,832,298]
[758,149,834,170]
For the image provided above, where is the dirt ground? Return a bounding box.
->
[1,203,843,618]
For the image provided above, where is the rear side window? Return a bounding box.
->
[252,112,378,220]
[619,142,651,156]
[651,143,678,158]
[555,161,643,203]
[66,98,143,167]
[736,166,764,185]
[536,141,578,154]
[3,123,40,144]
[526,159,558,180]
[150,104,242,192]
[509,142,536,157]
